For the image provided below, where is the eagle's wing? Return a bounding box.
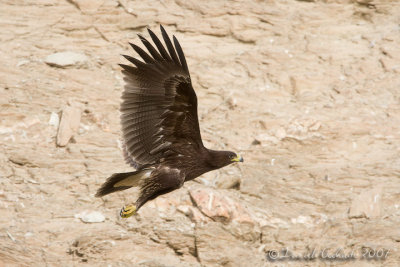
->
[120,26,203,169]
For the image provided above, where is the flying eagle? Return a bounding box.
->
[96,26,243,218]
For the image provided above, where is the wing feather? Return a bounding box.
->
[160,25,180,66]
[129,43,154,63]
[148,28,172,61]
[138,34,163,61]
[119,26,203,169]
[173,35,189,75]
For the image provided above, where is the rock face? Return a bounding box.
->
[45,51,88,68]
[348,186,382,219]
[56,106,81,146]
[1,0,400,266]
[195,222,263,266]
[215,175,241,189]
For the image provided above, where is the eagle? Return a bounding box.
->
[96,25,243,218]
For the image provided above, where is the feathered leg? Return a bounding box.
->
[120,169,183,218]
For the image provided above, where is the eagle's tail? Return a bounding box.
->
[95,169,152,197]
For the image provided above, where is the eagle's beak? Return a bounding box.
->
[231,155,243,163]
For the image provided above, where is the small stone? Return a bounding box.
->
[226,96,237,109]
[251,139,261,145]
[45,51,88,68]
[275,127,287,140]
[48,112,59,127]
[57,106,81,147]
[254,133,279,145]
[177,205,190,215]
[76,211,105,223]
[24,232,33,238]
[348,186,382,219]
[16,60,29,67]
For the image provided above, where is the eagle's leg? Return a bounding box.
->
[120,172,183,218]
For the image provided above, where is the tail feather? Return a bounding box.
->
[95,169,152,197]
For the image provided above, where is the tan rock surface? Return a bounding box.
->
[56,105,82,146]
[1,0,400,266]
[348,185,383,219]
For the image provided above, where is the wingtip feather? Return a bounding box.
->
[129,43,154,63]
[173,35,189,74]
[160,25,180,65]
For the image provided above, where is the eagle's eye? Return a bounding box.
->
[229,154,235,159]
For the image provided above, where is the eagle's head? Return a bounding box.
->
[207,150,243,169]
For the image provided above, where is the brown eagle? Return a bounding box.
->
[96,26,243,218]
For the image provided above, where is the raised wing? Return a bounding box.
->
[120,26,203,169]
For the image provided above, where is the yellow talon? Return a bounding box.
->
[120,204,136,218]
